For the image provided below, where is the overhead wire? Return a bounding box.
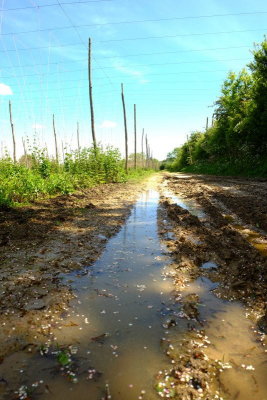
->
[56,0,115,88]
[0,0,114,12]
[0,44,253,69]
[1,27,265,51]
[0,57,252,79]
[1,10,267,35]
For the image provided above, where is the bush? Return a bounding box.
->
[0,145,127,207]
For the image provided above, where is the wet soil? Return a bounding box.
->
[161,173,267,323]
[0,172,267,400]
[0,180,150,359]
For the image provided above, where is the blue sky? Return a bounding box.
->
[0,0,266,160]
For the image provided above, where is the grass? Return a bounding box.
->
[0,145,157,208]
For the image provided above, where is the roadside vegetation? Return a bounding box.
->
[161,38,267,177]
[0,145,158,208]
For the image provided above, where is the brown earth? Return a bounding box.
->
[0,172,267,400]
[155,172,267,400]
[160,172,267,330]
[0,178,150,359]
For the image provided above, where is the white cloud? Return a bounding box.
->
[0,83,12,95]
[100,120,117,128]
[112,60,149,84]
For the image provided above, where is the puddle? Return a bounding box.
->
[210,197,267,257]
[200,261,218,270]
[0,190,174,400]
[0,190,266,400]
[178,277,267,400]
[162,186,207,220]
[233,225,267,257]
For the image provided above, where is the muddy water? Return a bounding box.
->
[161,182,206,220]
[1,189,267,400]
[0,190,174,400]
[180,277,267,400]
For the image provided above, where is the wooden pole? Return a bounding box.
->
[9,101,16,163]
[206,117,209,131]
[77,121,80,157]
[145,134,148,169]
[62,140,65,163]
[88,38,97,149]
[22,137,28,167]
[53,114,59,163]
[134,104,137,169]
[187,134,193,165]
[121,83,128,174]
[22,137,27,157]
[141,128,144,169]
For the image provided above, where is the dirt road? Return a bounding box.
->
[161,173,267,322]
[0,173,266,400]
[0,179,149,359]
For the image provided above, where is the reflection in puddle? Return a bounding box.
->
[233,225,267,257]
[0,190,267,400]
[0,190,174,400]
[181,277,267,400]
[201,261,218,270]
[162,189,207,220]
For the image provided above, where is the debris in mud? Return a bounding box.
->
[91,333,110,344]
[84,202,96,209]
[101,383,112,400]
[0,178,148,361]
[87,368,102,380]
[155,331,222,400]
[160,174,267,330]
[157,174,267,399]
[24,299,46,311]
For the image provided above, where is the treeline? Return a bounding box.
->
[162,38,267,177]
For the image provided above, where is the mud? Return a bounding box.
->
[0,172,267,400]
[0,180,149,359]
[155,172,267,399]
[162,173,267,314]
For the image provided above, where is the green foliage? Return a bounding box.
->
[163,38,267,177]
[0,144,157,208]
[0,145,122,207]
[57,350,72,366]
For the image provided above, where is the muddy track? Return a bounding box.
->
[0,179,149,359]
[161,173,267,329]
[154,173,267,400]
[0,173,266,400]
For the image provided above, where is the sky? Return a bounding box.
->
[0,0,266,160]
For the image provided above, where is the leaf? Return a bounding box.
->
[57,350,71,366]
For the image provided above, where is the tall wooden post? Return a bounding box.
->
[53,114,59,163]
[145,134,148,169]
[187,134,193,165]
[206,117,209,131]
[134,104,137,169]
[88,38,97,149]
[62,141,65,163]
[141,128,144,169]
[121,83,128,174]
[77,121,80,157]
[9,101,16,163]
[22,137,27,157]
[22,137,28,167]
